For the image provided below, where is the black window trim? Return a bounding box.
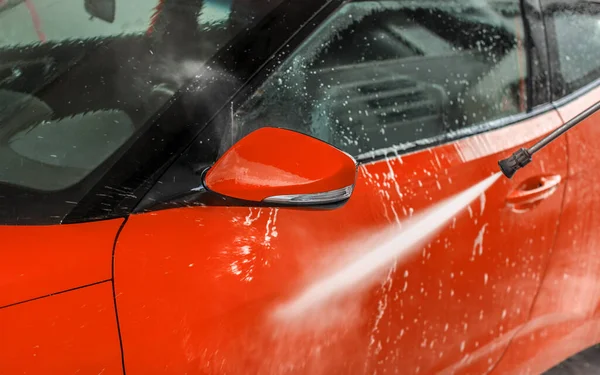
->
[354,102,556,162]
[524,0,553,108]
[553,76,600,109]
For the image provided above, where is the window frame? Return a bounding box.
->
[524,0,553,108]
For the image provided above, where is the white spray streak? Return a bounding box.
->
[472,224,489,260]
[480,192,486,216]
[264,209,274,246]
[244,208,262,226]
[271,209,279,238]
[274,173,502,319]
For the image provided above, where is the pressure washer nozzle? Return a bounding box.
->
[498,148,532,179]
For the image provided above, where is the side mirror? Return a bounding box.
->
[204,127,357,207]
[84,0,115,23]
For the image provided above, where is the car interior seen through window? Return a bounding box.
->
[548,1,600,98]
[0,0,282,191]
[232,0,529,158]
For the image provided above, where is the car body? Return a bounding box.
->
[2,0,600,374]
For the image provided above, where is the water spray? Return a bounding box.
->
[274,173,501,320]
[499,101,600,178]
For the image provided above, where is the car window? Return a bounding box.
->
[0,0,154,45]
[546,1,600,97]
[0,0,282,191]
[231,0,529,158]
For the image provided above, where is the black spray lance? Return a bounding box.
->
[499,101,600,178]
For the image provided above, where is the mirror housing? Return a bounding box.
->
[204,127,357,206]
[84,0,115,23]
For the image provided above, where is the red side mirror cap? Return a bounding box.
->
[204,127,357,206]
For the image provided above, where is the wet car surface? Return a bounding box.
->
[2,0,600,374]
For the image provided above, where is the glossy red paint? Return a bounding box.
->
[0,219,123,307]
[204,127,357,202]
[115,109,568,374]
[0,282,122,374]
[490,87,600,375]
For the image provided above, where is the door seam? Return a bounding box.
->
[486,108,570,374]
[0,279,112,310]
[112,216,129,375]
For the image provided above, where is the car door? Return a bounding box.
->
[0,221,124,374]
[113,1,568,374]
[0,1,175,373]
[489,1,600,373]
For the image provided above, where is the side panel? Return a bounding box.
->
[0,282,123,374]
[115,110,566,374]
[0,219,123,307]
[491,86,600,374]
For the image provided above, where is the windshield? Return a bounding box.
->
[0,0,282,191]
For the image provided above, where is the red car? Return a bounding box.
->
[2,0,600,373]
